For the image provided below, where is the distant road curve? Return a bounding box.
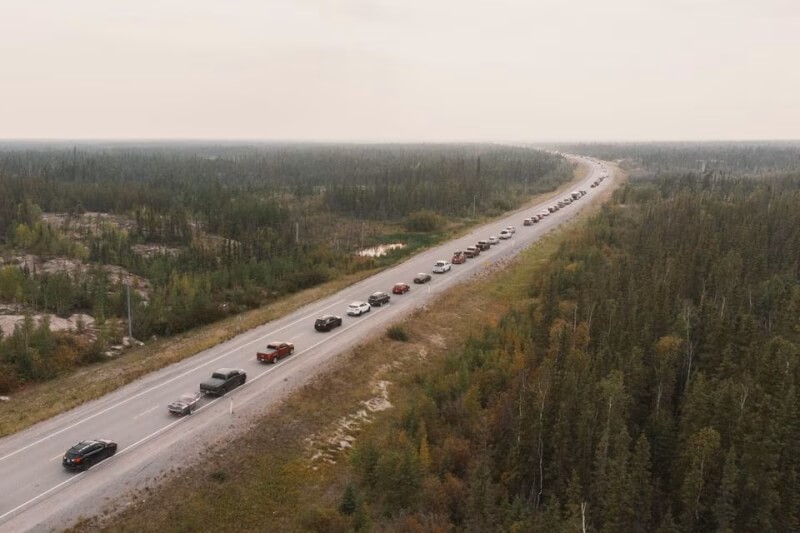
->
[0,154,614,532]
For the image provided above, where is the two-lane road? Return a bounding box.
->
[0,155,613,532]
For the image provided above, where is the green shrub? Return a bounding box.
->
[405,211,444,232]
[387,325,409,342]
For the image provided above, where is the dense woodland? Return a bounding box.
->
[555,141,800,175]
[0,143,570,392]
[339,155,800,531]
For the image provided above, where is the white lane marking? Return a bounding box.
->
[133,405,160,420]
[0,472,84,522]
[247,307,388,387]
[49,453,62,462]
[0,298,346,463]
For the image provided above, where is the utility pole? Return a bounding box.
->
[126,280,133,340]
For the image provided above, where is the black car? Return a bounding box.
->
[63,439,118,470]
[368,292,391,306]
[315,315,343,332]
[413,272,432,284]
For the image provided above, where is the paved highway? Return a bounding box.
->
[0,155,613,532]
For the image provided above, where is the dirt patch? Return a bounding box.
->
[0,313,95,338]
[0,255,151,298]
[130,244,180,258]
[306,374,394,465]
[42,212,136,239]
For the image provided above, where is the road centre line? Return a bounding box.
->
[247,305,388,387]
[0,298,346,463]
[133,405,160,420]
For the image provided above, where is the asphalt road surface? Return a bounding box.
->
[0,155,613,532]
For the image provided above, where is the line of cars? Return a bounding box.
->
[448,225,517,267]
[61,181,600,471]
[315,280,413,331]
[523,189,589,225]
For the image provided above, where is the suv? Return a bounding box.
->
[488,236,499,245]
[451,251,467,264]
[432,260,451,273]
[476,240,490,251]
[63,439,118,470]
[499,230,512,239]
[368,292,391,306]
[315,315,342,331]
[347,301,370,316]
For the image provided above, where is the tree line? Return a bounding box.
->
[338,170,800,532]
[553,141,800,175]
[0,143,570,392]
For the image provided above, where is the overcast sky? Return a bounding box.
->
[1,0,798,141]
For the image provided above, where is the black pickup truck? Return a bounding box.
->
[200,368,247,396]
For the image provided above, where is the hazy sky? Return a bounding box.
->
[1,0,798,141]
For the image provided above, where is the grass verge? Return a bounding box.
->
[67,162,624,532]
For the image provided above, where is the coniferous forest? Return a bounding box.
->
[0,143,570,392]
[340,148,800,532]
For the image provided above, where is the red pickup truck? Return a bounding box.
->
[257,342,295,363]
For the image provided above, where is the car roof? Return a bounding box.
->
[215,367,237,374]
[348,301,366,306]
[69,439,108,453]
[394,282,407,285]
[416,272,428,276]
[69,441,96,451]
[318,315,335,320]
